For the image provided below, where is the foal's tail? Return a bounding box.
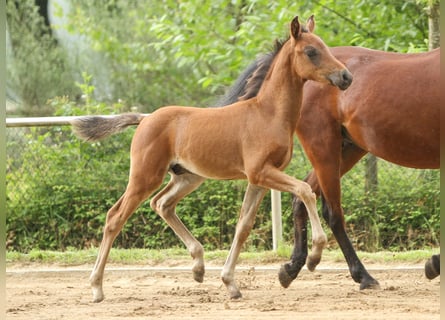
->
[70,113,145,142]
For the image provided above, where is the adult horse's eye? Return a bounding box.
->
[304,46,318,58]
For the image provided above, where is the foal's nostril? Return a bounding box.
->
[339,70,353,89]
[327,70,352,90]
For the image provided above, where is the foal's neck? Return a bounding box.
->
[256,41,304,129]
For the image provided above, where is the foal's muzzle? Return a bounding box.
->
[328,69,353,90]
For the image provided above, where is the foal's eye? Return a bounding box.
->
[304,46,318,58]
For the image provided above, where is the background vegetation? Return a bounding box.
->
[7,0,432,114]
[6,0,440,253]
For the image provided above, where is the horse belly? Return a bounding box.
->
[340,60,439,169]
[175,133,247,180]
[345,116,439,169]
[176,156,246,180]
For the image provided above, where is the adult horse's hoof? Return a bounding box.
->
[359,278,380,290]
[425,255,440,280]
[278,264,294,288]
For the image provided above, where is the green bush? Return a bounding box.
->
[6,98,440,252]
[6,86,440,252]
[6,124,131,251]
[341,161,440,251]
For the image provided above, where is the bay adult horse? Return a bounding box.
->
[71,15,352,302]
[218,45,440,289]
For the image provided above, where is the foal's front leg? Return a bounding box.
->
[252,166,327,286]
[221,184,267,299]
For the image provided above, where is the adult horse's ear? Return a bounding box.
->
[307,15,315,33]
[290,16,301,39]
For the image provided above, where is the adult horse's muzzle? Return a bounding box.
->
[328,69,353,90]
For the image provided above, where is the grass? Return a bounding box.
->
[6,245,438,267]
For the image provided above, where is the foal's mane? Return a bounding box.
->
[213,38,288,107]
[239,38,288,101]
[215,22,312,107]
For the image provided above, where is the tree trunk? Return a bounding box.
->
[428,0,440,50]
[365,154,378,194]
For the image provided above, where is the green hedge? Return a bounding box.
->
[6,114,439,253]
[6,79,439,254]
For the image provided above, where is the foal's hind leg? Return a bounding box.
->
[90,171,165,302]
[150,173,206,282]
[221,184,268,299]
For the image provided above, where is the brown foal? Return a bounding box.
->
[72,15,352,301]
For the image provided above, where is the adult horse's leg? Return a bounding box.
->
[278,173,318,287]
[425,254,440,279]
[150,172,206,282]
[317,142,380,289]
[279,139,380,289]
[221,184,268,299]
[320,194,379,290]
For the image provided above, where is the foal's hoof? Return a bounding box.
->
[306,255,321,272]
[230,291,243,300]
[425,256,440,280]
[192,263,205,283]
[278,264,294,288]
[91,288,105,303]
[193,270,205,283]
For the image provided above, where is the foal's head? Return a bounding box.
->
[289,15,352,90]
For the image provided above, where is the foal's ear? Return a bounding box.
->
[290,16,301,39]
[306,15,315,32]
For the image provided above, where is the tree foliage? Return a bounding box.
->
[61,0,428,110]
[7,0,431,114]
[6,0,77,115]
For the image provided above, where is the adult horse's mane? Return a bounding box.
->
[214,39,285,106]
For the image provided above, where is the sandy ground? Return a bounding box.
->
[6,262,439,320]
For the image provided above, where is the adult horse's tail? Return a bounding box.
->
[71,113,145,141]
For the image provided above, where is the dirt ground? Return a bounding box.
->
[6,262,440,320]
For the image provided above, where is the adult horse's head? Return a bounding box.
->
[290,15,352,90]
